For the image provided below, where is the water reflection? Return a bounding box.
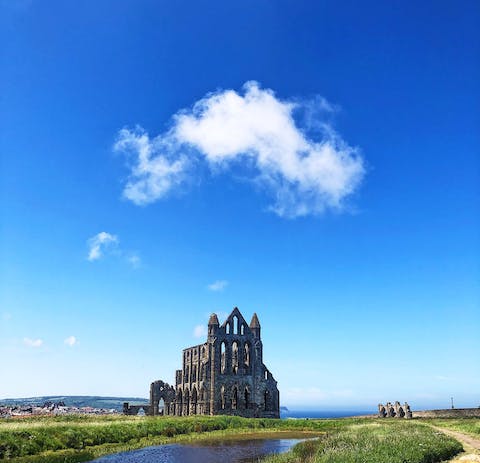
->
[90,438,302,463]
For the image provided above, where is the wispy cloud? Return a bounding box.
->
[87,232,141,267]
[193,324,208,338]
[127,253,141,269]
[114,81,365,218]
[87,232,118,261]
[23,337,43,348]
[64,336,78,347]
[207,280,228,292]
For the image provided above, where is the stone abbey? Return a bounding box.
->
[124,307,280,418]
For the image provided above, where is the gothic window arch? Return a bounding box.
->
[177,389,183,416]
[232,386,238,410]
[244,342,251,371]
[191,387,198,414]
[232,341,239,374]
[264,389,270,411]
[221,385,226,410]
[184,388,190,415]
[221,341,227,374]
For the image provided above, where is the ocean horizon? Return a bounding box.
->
[281,410,375,419]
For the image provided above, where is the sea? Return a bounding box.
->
[281,409,375,419]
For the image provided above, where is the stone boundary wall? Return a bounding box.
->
[414,408,480,418]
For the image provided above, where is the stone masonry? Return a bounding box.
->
[128,307,280,418]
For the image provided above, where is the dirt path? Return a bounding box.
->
[429,425,480,462]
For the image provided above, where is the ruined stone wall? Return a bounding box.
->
[413,408,480,418]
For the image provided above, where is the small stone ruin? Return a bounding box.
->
[378,401,412,419]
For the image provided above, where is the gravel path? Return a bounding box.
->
[429,425,480,462]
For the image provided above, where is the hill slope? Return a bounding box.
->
[0,396,149,411]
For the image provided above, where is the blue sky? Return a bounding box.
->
[1,0,479,410]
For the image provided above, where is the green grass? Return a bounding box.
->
[261,421,463,463]
[425,418,480,439]
[0,416,464,463]
[0,415,331,461]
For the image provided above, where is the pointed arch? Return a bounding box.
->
[191,386,198,415]
[221,341,227,374]
[184,388,190,416]
[177,389,183,416]
[264,389,270,411]
[244,386,250,409]
[221,385,226,410]
[232,385,238,410]
[232,341,239,374]
[244,342,251,372]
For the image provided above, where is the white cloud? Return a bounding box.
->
[114,81,365,218]
[207,280,228,291]
[87,232,118,261]
[127,254,141,269]
[64,336,78,347]
[193,324,208,338]
[23,337,43,348]
[114,127,188,205]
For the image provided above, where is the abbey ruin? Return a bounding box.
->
[124,307,280,418]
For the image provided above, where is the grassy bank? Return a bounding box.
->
[425,418,480,439]
[262,421,463,463]
[0,415,331,462]
[0,415,464,463]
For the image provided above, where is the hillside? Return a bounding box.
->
[0,396,148,411]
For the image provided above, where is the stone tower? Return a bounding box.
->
[148,307,280,418]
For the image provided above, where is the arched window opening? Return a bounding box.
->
[226,323,230,334]
[158,398,165,415]
[192,365,197,382]
[264,390,270,411]
[221,386,226,410]
[232,386,238,410]
[184,389,190,416]
[244,343,250,369]
[244,387,250,409]
[233,316,239,334]
[232,341,239,374]
[221,342,227,374]
[192,387,198,414]
[240,324,245,335]
[264,369,268,380]
[177,389,183,416]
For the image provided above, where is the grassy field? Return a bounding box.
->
[0,415,465,463]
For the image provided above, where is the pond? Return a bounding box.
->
[89,437,306,463]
